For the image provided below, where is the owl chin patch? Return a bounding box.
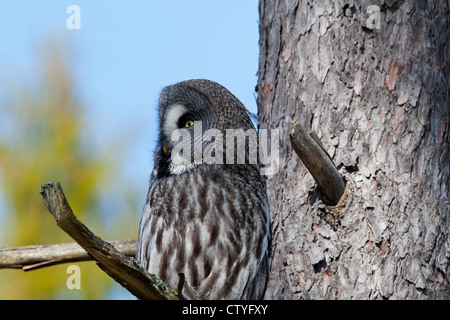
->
[169,160,202,175]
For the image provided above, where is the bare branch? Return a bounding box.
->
[0,239,136,271]
[290,121,346,205]
[38,181,183,300]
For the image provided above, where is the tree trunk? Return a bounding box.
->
[257,0,449,299]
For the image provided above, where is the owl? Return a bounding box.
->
[136,79,271,300]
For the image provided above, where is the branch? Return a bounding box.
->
[0,239,136,271]
[290,121,345,205]
[37,181,183,300]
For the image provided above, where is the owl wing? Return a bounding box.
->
[136,165,270,300]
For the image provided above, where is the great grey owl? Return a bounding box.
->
[136,79,271,299]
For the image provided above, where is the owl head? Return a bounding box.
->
[153,79,258,178]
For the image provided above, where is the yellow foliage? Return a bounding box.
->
[0,46,128,299]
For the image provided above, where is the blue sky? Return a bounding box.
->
[0,0,259,212]
[0,0,259,299]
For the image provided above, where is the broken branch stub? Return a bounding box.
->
[289,121,345,205]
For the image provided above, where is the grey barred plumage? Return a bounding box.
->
[136,79,271,299]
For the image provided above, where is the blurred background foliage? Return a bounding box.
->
[0,44,140,299]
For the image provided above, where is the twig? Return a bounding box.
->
[38,181,183,300]
[0,239,136,271]
[290,121,345,205]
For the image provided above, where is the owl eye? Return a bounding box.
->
[178,113,196,128]
[184,119,195,128]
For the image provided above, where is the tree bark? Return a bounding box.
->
[257,0,449,299]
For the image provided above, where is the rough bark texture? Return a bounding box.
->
[257,0,449,299]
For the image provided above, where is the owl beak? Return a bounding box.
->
[163,144,168,154]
